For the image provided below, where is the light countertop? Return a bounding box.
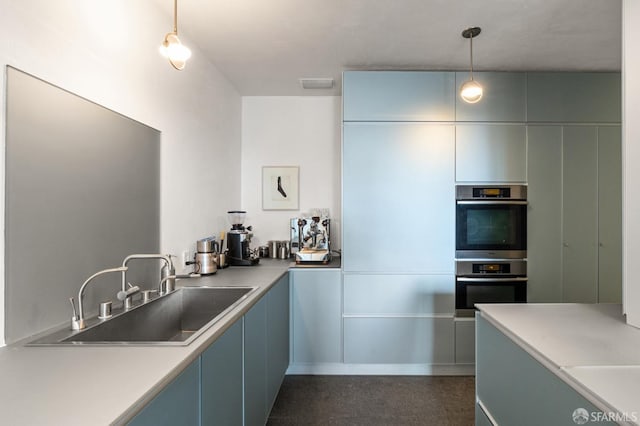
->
[0,259,292,426]
[478,303,640,424]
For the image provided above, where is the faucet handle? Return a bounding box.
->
[69,297,84,330]
[141,289,158,303]
[117,282,141,301]
[69,297,78,320]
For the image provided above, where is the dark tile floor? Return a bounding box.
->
[267,375,475,426]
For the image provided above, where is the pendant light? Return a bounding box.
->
[159,0,191,70]
[460,27,483,104]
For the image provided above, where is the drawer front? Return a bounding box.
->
[344,317,454,364]
[344,274,454,315]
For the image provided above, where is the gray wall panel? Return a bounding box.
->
[5,67,160,343]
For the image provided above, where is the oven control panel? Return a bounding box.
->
[455,259,527,277]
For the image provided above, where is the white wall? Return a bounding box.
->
[241,96,341,249]
[0,1,242,344]
[623,0,640,327]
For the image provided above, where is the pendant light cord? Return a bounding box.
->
[469,35,474,80]
[173,0,178,35]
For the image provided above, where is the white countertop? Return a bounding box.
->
[478,303,640,424]
[0,259,291,426]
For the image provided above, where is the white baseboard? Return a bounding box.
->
[286,363,475,376]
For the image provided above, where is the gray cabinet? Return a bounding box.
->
[343,71,455,121]
[455,124,527,183]
[454,318,475,364]
[342,122,455,273]
[266,275,290,410]
[527,126,563,303]
[244,296,268,426]
[527,125,622,304]
[290,269,342,364]
[343,274,453,315]
[128,360,200,426]
[598,126,623,303]
[344,317,454,364]
[562,126,599,303]
[455,72,526,122]
[527,72,621,123]
[244,275,290,426]
[476,315,615,425]
[342,274,455,365]
[201,321,243,426]
[129,277,289,426]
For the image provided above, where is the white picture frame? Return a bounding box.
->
[262,166,300,210]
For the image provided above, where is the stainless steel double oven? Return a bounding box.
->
[455,185,528,317]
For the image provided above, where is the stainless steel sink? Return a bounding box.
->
[28,286,257,346]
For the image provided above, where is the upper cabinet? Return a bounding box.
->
[342,122,455,273]
[527,72,621,123]
[455,72,526,122]
[343,71,455,121]
[455,124,527,183]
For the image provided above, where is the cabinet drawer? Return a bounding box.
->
[343,71,455,121]
[344,317,454,364]
[343,274,454,315]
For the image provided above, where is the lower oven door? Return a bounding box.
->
[455,277,527,317]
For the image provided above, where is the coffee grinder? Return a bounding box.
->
[226,210,259,266]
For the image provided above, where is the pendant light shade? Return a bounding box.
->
[460,79,483,104]
[460,27,483,104]
[160,0,191,70]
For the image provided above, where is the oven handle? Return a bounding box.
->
[457,277,528,283]
[456,200,528,205]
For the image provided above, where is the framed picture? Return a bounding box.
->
[262,166,299,210]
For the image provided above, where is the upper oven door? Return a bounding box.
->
[456,200,527,258]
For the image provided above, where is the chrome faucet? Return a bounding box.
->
[70,266,128,330]
[121,254,176,299]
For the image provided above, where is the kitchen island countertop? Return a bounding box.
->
[478,303,640,424]
[0,259,292,426]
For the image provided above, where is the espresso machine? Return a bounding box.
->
[290,215,331,263]
[226,210,259,266]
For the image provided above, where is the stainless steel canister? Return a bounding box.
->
[278,241,290,259]
[194,252,218,275]
[269,240,279,259]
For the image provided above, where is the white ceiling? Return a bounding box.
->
[154,0,622,95]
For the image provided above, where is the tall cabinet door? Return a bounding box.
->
[598,126,623,303]
[562,126,599,303]
[527,126,563,302]
[342,123,455,273]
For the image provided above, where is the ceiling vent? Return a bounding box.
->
[299,78,334,89]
